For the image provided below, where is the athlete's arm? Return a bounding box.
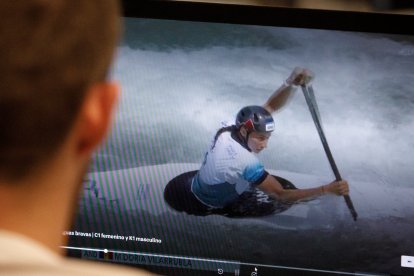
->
[257,175,349,202]
[263,67,314,114]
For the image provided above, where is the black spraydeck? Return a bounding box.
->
[164,170,297,217]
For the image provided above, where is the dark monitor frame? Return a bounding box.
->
[68,2,414,275]
[121,0,414,35]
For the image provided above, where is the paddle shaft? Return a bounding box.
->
[301,85,358,221]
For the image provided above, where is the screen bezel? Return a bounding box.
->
[69,2,414,275]
[121,0,414,35]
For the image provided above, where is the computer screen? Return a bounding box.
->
[64,1,414,275]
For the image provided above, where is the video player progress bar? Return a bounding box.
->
[62,246,379,276]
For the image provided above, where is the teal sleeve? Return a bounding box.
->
[242,162,267,186]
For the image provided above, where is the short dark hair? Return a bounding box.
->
[0,0,120,181]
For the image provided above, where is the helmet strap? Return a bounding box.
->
[245,131,252,151]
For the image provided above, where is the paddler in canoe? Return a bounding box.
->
[164,67,349,217]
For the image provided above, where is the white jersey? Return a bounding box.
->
[191,125,267,208]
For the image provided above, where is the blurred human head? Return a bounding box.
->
[0,0,120,182]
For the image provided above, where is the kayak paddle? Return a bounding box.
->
[301,84,358,221]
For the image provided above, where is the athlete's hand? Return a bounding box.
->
[286,67,314,86]
[323,180,349,196]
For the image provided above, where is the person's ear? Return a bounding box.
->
[76,81,120,156]
[239,126,247,138]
